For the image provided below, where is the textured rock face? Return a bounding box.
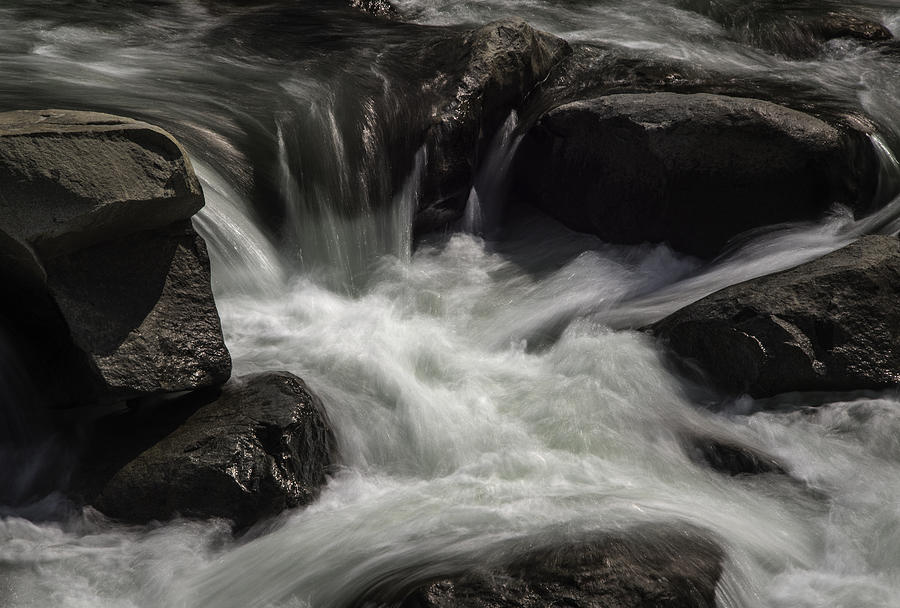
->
[650,235,900,397]
[513,92,876,257]
[415,19,571,234]
[0,109,230,407]
[44,221,232,400]
[94,372,335,528]
[0,109,203,258]
[387,527,723,608]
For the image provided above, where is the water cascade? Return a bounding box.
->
[2,1,900,607]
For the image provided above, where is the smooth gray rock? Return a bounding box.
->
[415,19,571,234]
[94,372,334,528]
[382,526,723,608]
[0,109,203,259]
[650,235,900,397]
[513,92,876,257]
[0,109,230,407]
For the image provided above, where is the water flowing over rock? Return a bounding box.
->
[512,92,878,257]
[415,18,571,234]
[381,527,723,608]
[93,372,334,528]
[0,109,231,407]
[677,0,893,58]
[684,434,786,476]
[650,235,900,397]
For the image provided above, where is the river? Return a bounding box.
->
[2,1,900,606]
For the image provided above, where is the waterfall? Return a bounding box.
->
[2,1,900,607]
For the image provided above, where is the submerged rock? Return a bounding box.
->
[512,92,877,257]
[678,0,892,58]
[650,235,900,397]
[94,372,334,528]
[379,526,723,608]
[0,109,231,408]
[415,18,571,234]
[685,434,786,476]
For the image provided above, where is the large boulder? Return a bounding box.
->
[0,109,231,407]
[650,235,900,397]
[93,371,334,528]
[380,526,723,608]
[414,19,571,234]
[512,92,877,257]
[0,109,204,258]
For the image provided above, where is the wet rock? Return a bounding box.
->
[349,0,399,20]
[380,526,723,608]
[414,19,571,234]
[512,92,877,257]
[685,434,786,476]
[93,372,335,528]
[678,0,892,58]
[650,235,900,397]
[0,109,230,407]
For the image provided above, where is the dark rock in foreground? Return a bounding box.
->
[0,109,231,407]
[94,372,334,528]
[513,92,876,257]
[415,18,571,234]
[389,527,722,608]
[651,235,900,397]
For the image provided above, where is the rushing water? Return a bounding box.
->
[2,1,900,606]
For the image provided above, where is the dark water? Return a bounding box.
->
[2,1,900,606]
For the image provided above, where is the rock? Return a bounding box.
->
[650,235,900,397]
[0,109,203,259]
[380,526,723,608]
[45,221,232,401]
[349,0,399,20]
[684,434,786,476]
[677,0,892,58]
[93,372,334,528]
[0,109,231,407]
[512,92,877,257]
[414,19,571,234]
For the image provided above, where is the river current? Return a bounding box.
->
[2,1,900,606]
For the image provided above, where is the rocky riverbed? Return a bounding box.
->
[1,1,899,606]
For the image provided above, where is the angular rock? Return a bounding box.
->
[650,235,900,397]
[415,19,571,234]
[512,92,877,257]
[380,527,723,608]
[45,221,232,401]
[94,372,334,528]
[0,109,203,259]
[0,109,230,407]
